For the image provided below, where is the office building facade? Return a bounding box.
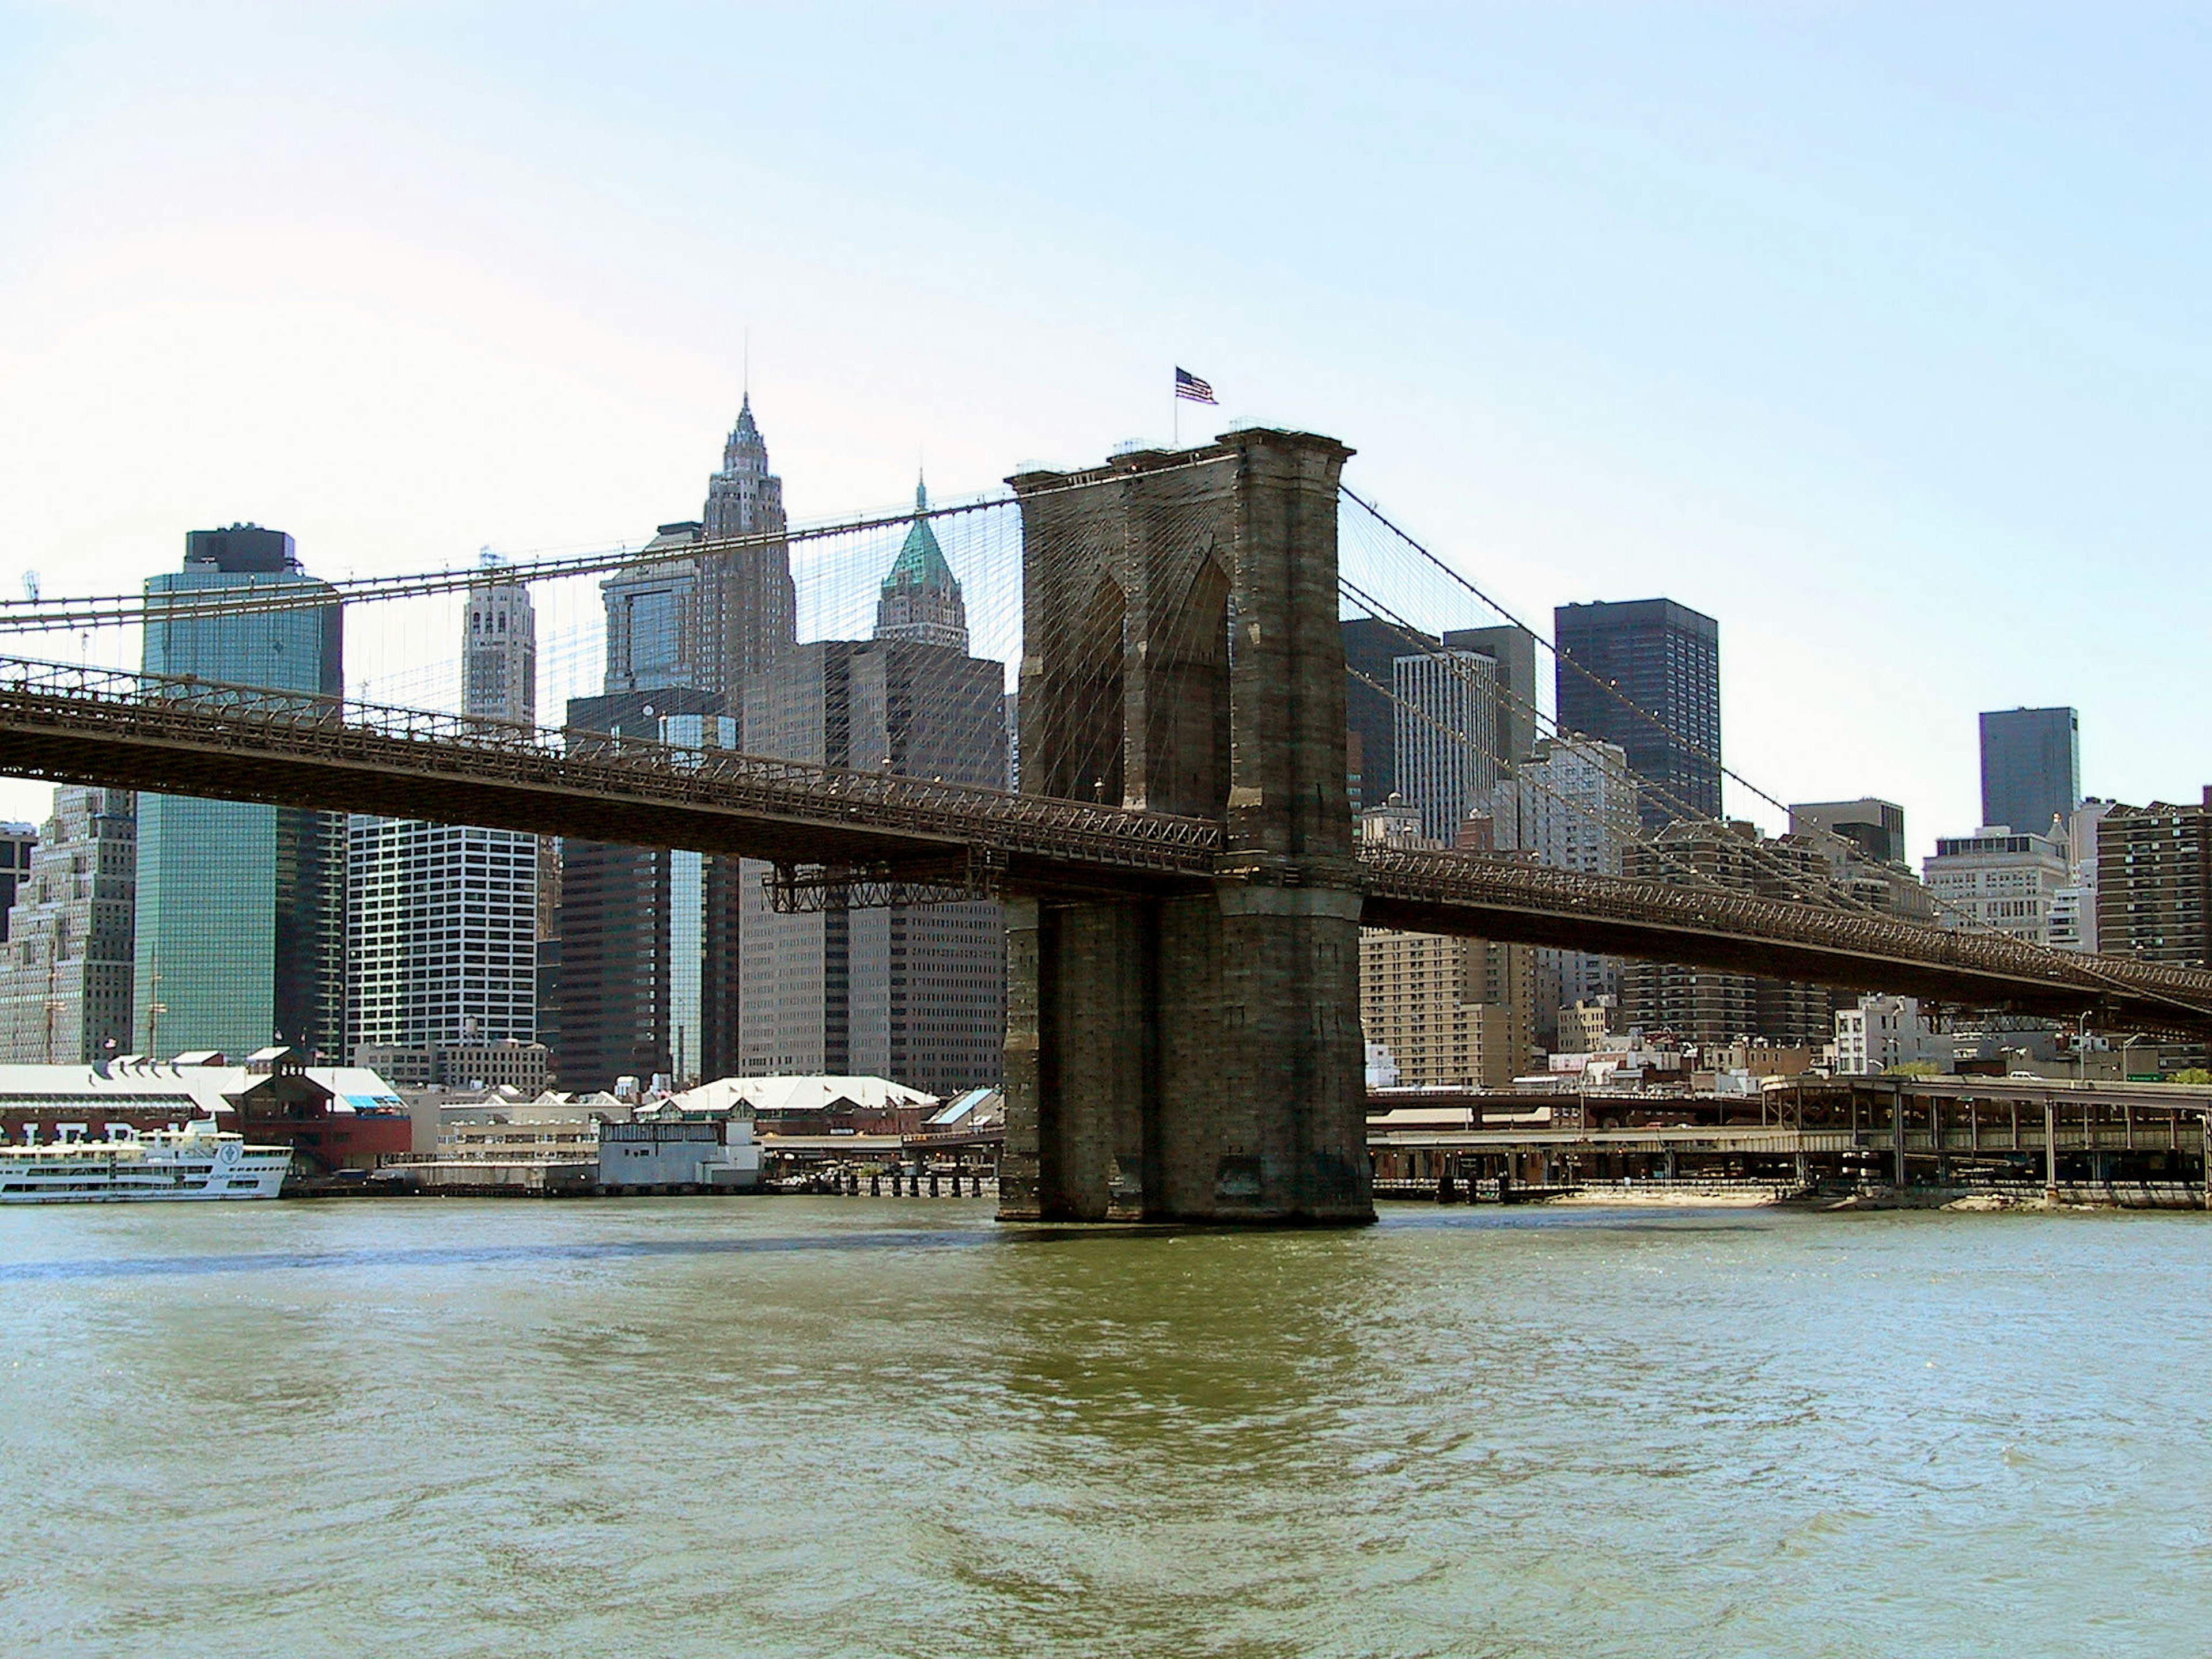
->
[555,691,741,1092]
[1393,646,1499,844]
[1787,799,1906,868]
[1555,598,1721,834]
[134,527,344,1058]
[0,787,135,1063]
[740,507,1007,1097]
[1490,733,1638,1035]
[349,579,539,1066]
[464,574,537,728]
[1923,827,2070,946]
[0,824,34,938]
[1979,707,2080,838]
[1442,624,1539,770]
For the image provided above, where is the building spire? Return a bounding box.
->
[875,472,967,652]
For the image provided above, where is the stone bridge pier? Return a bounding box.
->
[1001,429,1372,1224]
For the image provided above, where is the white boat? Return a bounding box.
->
[0,1119,290,1203]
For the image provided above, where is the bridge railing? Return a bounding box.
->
[0,656,1224,873]
[1361,844,2212,1009]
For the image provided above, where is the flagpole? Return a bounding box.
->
[1173,376,1179,449]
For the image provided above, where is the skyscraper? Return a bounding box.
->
[348,578,540,1065]
[464,573,536,728]
[0,786,135,1063]
[555,691,741,1092]
[1393,646,1499,844]
[1342,617,1433,810]
[601,396,796,706]
[1554,598,1721,834]
[874,480,968,648]
[135,527,344,1058]
[1490,733,1637,1035]
[555,399,796,1088]
[0,823,35,935]
[1979,707,2080,836]
[1442,624,1539,770]
[702,393,797,690]
[740,498,1006,1096]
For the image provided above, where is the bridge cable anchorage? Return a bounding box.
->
[0,452,1236,634]
[1335,485,2198,1022]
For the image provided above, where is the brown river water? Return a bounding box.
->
[3,1197,2209,1657]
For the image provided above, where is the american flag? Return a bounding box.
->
[1174,367,1217,404]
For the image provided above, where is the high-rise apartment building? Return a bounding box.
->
[0,787,135,1062]
[1555,598,1721,834]
[1923,827,2070,946]
[349,578,539,1066]
[1359,927,1535,1090]
[135,527,343,1058]
[739,506,1006,1097]
[1393,646,1499,844]
[2096,790,2212,971]
[1980,707,2080,838]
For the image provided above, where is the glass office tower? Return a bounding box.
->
[134,526,344,1058]
[1554,597,1721,835]
[1979,707,2080,836]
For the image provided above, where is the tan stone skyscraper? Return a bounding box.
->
[0,786,138,1063]
[701,395,797,696]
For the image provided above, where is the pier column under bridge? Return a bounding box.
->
[1001,429,1371,1225]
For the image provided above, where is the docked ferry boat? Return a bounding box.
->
[0,1120,291,1203]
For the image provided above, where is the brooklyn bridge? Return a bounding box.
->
[1,427,2206,1225]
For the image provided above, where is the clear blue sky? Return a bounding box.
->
[2,2,2206,857]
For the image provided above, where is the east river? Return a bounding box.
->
[5,1198,2211,1658]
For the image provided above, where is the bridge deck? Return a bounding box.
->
[2,657,2208,1033]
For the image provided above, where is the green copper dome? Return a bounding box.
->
[881,479,958,594]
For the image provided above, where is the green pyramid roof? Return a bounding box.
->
[882,479,957,594]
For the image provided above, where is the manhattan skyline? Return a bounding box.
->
[4,5,2207,859]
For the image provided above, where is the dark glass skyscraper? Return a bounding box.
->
[1979,707,2080,835]
[1554,598,1720,835]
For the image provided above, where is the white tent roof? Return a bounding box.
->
[0,1059,404,1117]
[672,1074,938,1118]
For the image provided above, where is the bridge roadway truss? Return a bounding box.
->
[1,653,2208,1036]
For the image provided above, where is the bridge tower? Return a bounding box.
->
[1002,429,1370,1224]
